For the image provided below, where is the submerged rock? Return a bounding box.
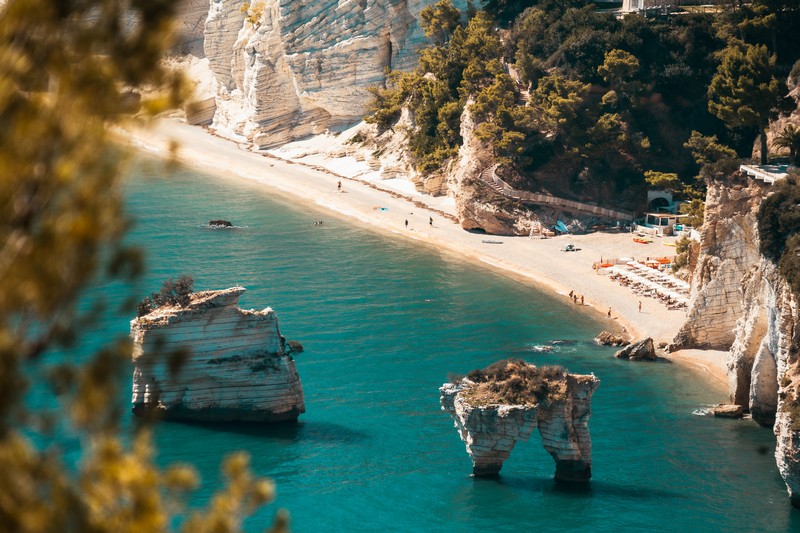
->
[208,219,233,227]
[130,286,305,422]
[712,404,744,418]
[440,359,599,481]
[614,337,657,361]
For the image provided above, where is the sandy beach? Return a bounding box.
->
[122,118,728,393]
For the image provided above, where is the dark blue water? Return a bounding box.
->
[53,157,799,531]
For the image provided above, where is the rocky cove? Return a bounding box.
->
[112,153,798,530]
[142,0,800,517]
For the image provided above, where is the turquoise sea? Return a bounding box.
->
[50,157,799,531]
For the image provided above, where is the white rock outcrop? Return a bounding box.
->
[672,178,768,350]
[201,0,467,147]
[131,286,304,422]
[674,174,800,506]
[452,102,539,235]
[440,371,599,481]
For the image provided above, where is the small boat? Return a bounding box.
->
[633,237,653,244]
[481,239,504,244]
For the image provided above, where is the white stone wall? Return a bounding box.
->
[131,287,305,422]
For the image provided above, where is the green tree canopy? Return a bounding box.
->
[707,41,782,164]
[420,0,462,45]
[771,124,800,166]
[644,170,682,194]
[597,49,641,105]
[684,131,739,182]
[529,74,589,140]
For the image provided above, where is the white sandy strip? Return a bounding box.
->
[121,119,728,393]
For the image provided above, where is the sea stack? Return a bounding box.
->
[440,359,599,481]
[130,286,305,422]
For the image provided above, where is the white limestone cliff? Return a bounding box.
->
[672,177,767,350]
[130,286,305,422]
[440,370,599,481]
[202,0,468,147]
[674,175,800,506]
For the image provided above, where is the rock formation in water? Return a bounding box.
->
[198,0,468,147]
[595,331,629,347]
[130,286,305,422]
[440,360,599,481]
[712,404,744,418]
[614,337,656,360]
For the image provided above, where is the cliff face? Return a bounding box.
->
[130,287,305,422]
[440,373,599,481]
[672,177,768,350]
[676,175,800,506]
[202,0,467,147]
[452,103,539,235]
[674,177,792,426]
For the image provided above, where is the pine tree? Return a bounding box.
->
[707,41,782,165]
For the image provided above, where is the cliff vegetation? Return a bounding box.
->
[368,0,800,214]
[457,358,567,406]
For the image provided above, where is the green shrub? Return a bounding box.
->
[672,236,692,272]
[136,275,194,317]
[758,175,800,262]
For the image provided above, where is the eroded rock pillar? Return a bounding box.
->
[440,384,538,476]
[537,375,599,482]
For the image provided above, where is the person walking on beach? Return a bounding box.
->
[607,307,612,318]
[581,295,584,306]
[429,216,433,227]
[638,300,642,313]
[405,219,408,229]
[337,180,342,192]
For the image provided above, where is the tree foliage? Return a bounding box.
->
[707,41,782,164]
[758,174,800,295]
[367,9,509,171]
[369,0,798,210]
[0,1,282,530]
[529,74,589,140]
[758,174,800,262]
[771,124,800,165]
[644,171,682,194]
[420,0,461,45]
[472,73,537,165]
[597,49,641,106]
[683,131,739,183]
[136,275,195,317]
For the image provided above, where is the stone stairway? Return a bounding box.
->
[476,164,634,221]
[479,164,504,193]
